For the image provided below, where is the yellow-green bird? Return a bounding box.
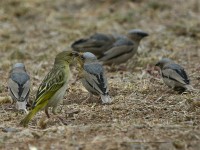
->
[20,51,79,127]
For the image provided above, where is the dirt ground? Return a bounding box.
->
[0,0,200,149]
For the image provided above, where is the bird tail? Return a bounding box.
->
[100,94,112,104]
[71,38,88,50]
[19,104,44,127]
[185,85,195,91]
[16,101,27,111]
[97,54,105,60]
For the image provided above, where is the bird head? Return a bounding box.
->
[77,52,97,63]
[82,52,97,62]
[76,52,97,72]
[54,51,80,65]
[12,63,26,71]
[127,29,148,42]
[155,58,172,69]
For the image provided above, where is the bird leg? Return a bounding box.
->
[45,107,50,118]
[52,106,58,115]
[81,93,92,104]
[24,108,29,114]
[117,64,128,71]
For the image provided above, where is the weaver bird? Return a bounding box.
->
[20,51,79,127]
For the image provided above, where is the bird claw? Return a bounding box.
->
[81,93,92,104]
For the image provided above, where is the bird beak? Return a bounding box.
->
[140,32,149,37]
[74,52,85,65]
[154,63,161,71]
[155,62,159,66]
[77,52,85,60]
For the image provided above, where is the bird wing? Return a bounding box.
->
[21,80,30,101]
[83,63,108,94]
[8,78,20,100]
[98,38,134,61]
[72,38,104,48]
[90,33,114,42]
[72,33,115,48]
[33,68,65,107]
[162,64,189,85]
[8,72,30,101]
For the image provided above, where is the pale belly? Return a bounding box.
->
[47,82,68,108]
[163,77,185,89]
[47,71,71,108]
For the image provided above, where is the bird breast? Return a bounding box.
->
[47,79,69,107]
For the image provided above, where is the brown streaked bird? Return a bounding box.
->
[20,51,80,127]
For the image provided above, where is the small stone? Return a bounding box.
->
[2,127,19,133]
[173,140,185,149]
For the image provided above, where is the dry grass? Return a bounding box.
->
[0,0,200,149]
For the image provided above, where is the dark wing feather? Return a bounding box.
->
[84,63,108,94]
[71,33,114,49]
[90,33,114,41]
[71,39,88,49]
[98,38,134,60]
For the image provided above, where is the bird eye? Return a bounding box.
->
[73,52,78,56]
[155,63,160,66]
[68,52,73,56]
[81,56,85,60]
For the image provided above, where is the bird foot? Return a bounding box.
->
[81,94,93,104]
[45,108,50,118]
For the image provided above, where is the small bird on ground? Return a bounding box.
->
[71,29,148,65]
[8,63,30,113]
[155,58,194,92]
[20,51,80,127]
[71,33,116,56]
[98,29,148,65]
[78,52,112,104]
